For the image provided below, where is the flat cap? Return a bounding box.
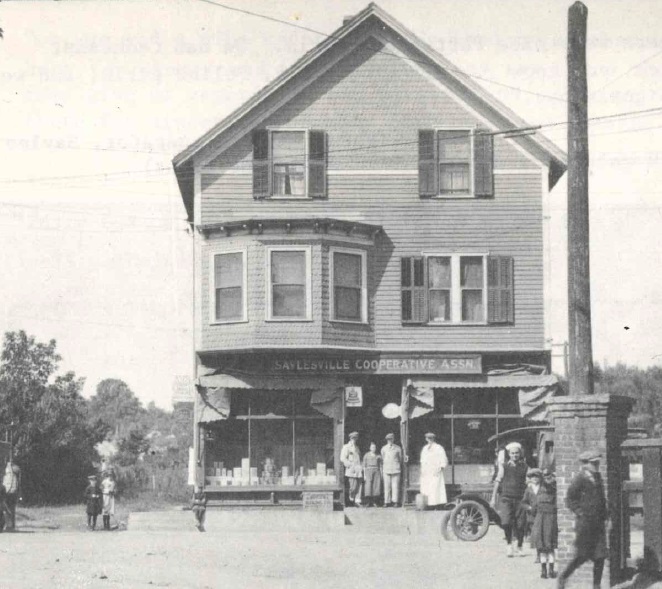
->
[349,431,359,439]
[424,432,436,439]
[579,450,602,462]
[385,433,395,440]
[505,442,522,452]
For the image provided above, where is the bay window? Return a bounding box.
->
[211,250,247,323]
[267,246,312,320]
[331,248,367,323]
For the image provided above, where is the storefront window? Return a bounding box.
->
[204,390,336,488]
[407,389,526,487]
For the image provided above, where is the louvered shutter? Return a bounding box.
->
[402,257,427,323]
[252,129,270,199]
[308,130,327,198]
[474,129,494,197]
[418,130,437,197]
[487,256,514,323]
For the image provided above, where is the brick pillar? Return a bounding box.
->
[547,394,633,587]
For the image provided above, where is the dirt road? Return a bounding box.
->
[0,526,561,589]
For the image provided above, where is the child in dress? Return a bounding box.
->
[529,468,558,579]
[84,475,102,530]
[362,443,382,507]
[191,486,208,531]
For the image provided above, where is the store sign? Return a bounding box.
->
[270,354,482,375]
[345,386,363,407]
[302,492,334,511]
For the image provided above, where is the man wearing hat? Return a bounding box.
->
[490,441,529,556]
[419,432,448,507]
[381,433,403,507]
[557,450,608,589]
[340,432,363,507]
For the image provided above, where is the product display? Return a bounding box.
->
[205,459,338,487]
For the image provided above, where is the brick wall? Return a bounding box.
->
[548,395,633,586]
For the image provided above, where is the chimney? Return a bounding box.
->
[343,15,354,26]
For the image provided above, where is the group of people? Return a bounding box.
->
[0,460,21,532]
[84,470,117,531]
[491,441,609,588]
[340,431,448,508]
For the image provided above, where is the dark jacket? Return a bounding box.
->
[566,469,608,560]
[85,483,102,516]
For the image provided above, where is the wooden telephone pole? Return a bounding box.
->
[567,1,593,396]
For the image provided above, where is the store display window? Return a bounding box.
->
[408,389,526,486]
[203,390,336,488]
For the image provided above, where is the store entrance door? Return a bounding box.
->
[344,376,403,454]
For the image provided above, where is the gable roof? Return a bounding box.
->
[173,3,567,220]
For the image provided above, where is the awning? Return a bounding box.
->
[404,373,558,389]
[197,369,343,391]
[195,368,345,423]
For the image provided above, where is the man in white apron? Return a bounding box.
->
[419,432,448,507]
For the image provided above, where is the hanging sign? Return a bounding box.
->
[345,386,363,407]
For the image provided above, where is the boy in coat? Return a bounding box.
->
[381,433,403,507]
[340,432,363,507]
[84,475,102,530]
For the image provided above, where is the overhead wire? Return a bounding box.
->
[193,0,568,104]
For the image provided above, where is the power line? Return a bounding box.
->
[592,48,662,95]
[194,0,568,104]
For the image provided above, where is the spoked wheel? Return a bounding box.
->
[450,500,490,541]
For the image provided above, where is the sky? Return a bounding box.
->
[1,0,662,407]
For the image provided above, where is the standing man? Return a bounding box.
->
[490,441,528,556]
[419,432,448,508]
[381,433,403,508]
[340,431,363,507]
[557,450,608,589]
[2,460,21,531]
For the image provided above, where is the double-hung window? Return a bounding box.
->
[267,246,312,320]
[330,248,367,323]
[211,250,247,323]
[272,131,305,197]
[252,128,327,199]
[402,255,513,325]
[418,128,493,198]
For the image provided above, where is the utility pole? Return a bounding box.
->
[567,1,593,396]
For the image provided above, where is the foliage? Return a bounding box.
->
[595,363,662,434]
[0,331,105,503]
[87,379,145,438]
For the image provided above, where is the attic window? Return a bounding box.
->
[273,131,305,196]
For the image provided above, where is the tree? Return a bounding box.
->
[0,330,104,503]
[88,378,145,438]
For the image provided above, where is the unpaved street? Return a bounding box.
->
[1,527,561,589]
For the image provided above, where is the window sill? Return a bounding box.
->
[265,318,314,323]
[430,194,476,199]
[330,319,369,326]
[210,319,249,325]
[266,196,313,201]
[402,321,490,327]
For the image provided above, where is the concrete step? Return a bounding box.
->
[343,507,445,536]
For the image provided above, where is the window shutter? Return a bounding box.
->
[487,256,514,323]
[308,130,327,198]
[252,129,270,199]
[418,130,437,197]
[474,129,494,197]
[402,256,427,323]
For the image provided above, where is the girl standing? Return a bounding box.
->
[101,470,116,531]
[362,442,382,507]
[530,468,559,578]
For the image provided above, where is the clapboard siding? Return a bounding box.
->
[196,36,548,353]
[206,38,538,171]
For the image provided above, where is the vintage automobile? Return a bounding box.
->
[441,424,554,541]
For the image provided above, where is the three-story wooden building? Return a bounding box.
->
[173,3,566,505]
